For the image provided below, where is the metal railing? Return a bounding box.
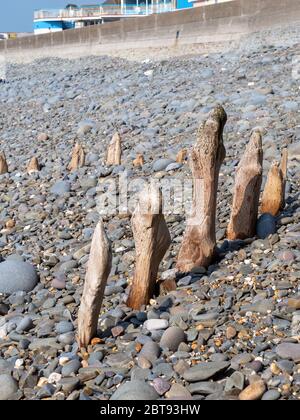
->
[34,3,174,20]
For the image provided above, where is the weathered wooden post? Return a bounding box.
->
[78,220,112,348]
[227,130,263,240]
[27,157,40,174]
[126,184,171,310]
[0,152,8,174]
[261,161,284,216]
[133,153,144,167]
[176,149,187,163]
[68,143,85,171]
[176,105,227,272]
[106,132,122,166]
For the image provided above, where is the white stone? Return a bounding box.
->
[144,70,153,77]
[14,359,24,369]
[59,357,70,366]
[0,324,8,339]
[48,372,62,384]
[143,319,169,331]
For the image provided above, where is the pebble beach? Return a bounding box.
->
[0,25,300,400]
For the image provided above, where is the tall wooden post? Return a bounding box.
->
[78,221,112,348]
[176,105,227,272]
[68,143,85,171]
[227,130,263,240]
[106,132,122,166]
[261,161,284,217]
[126,184,171,310]
[0,152,8,175]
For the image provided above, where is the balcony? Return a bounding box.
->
[34,3,175,21]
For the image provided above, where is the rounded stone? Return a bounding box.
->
[139,340,160,364]
[16,316,33,333]
[51,273,66,290]
[262,389,281,400]
[137,356,152,369]
[238,380,266,400]
[160,327,186,351]
[278,250,295,263]
[111,380,159,400]
[275,343,300,361]
[183,361,230,382]
[0,374,18,400]
[226,325,237,339]
[61,359,81,377]
[50,181,71,196]
[0,260,38,294]
[19,339,30,350]
[143,319,168,331]
[55,321,74,334]
[0,360,13,375]
[287,299,300,310]
[88,351,104,365]
[166,383,192,399]
[152,377,171,395]
[58,332,75,345]
[165,163,182,172]
[256,213,276,239]
[152,159,174,172]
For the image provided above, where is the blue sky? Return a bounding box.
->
[0,1,103,33]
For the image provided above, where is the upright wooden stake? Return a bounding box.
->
[27,157,40,174]
[261,161,284,216]
[68,143,85,171]
[106,132,121,166]
[77,221,112,348]
[227,130,263,240]
[176,149,187,163]
[133,153,144,167]
[0,152,8,175]
[176,106,227,272]
[126,185,171,310]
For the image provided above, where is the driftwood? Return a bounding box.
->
[227,130,263,240]
[133,153,144,167]
[176,149,187,164]
[77,221,112,348]
[260,161,284,216]
[176,105,227,272]
[280,147,288,210]
[68,143,85,171]
[126,185,171,310]
[106,132,121,166]
[0,152,8,175]
[27,157,40,174]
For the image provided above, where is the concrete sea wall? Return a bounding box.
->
[1,0,300,61]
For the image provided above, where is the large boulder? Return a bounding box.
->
[0,260,38,294]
